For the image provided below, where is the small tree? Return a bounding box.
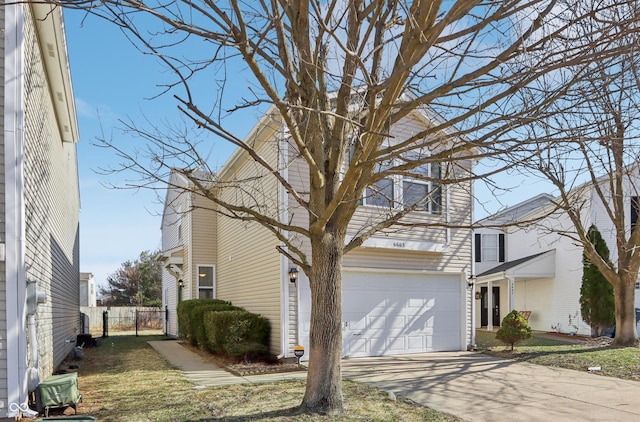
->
[100,250,162,306]
[496,310,532,352]
[580,225,615,337]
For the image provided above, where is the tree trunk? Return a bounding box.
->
[298,230,344,415]
[613,277,638,346]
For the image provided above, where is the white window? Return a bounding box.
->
[362,157,442,214]
[402,162,442,213]
[475,233,505,263]
[197,265,215,299]
[482,234,499,262]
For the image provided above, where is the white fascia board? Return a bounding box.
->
[31,4,79,143]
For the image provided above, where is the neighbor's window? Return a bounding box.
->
[197,265,215,299]
[475,233,505,263]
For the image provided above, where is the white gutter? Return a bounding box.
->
[469,159,476,350]
[4,3,27,417]
[278,123,289,359]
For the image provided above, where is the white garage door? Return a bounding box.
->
[298,270,464,358]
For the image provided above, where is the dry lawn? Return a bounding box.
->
[61,335,460,421]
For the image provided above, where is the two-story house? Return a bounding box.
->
[2,3,81,419]
[474,179,640,336]
[159,104,474,360]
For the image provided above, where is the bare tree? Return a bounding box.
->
[57,0,637,413]
[504,1,640,346]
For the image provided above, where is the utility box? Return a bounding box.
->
[36,372,82,417]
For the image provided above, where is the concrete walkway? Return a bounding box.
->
[341,352,640,422]
[149,340,640,421]
[147,340,306,388]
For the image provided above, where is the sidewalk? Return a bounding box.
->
[147,340,306,388]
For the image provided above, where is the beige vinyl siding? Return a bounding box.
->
[181,201,194,301]
[217,133,283,355]
[0,3,7,409]
[287,113,472,274]
[189,193,217,299]
[286,113,472,347]
[23,4,80,377]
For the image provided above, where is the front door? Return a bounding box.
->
[480,287,500,327]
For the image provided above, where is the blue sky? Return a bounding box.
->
[65,11,208,288]
[63,9,552,290]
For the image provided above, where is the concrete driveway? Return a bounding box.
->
[341,352,640,421]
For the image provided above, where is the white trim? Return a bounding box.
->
[5,3,27,416]
[343,266,461,276]
[279,125,290,358]
[459,273,469,350]
[346,236,448,253]
[31,3,79,143]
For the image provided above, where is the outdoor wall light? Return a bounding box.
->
[475,291,482,300]
[467,274,476,288]
[288,267,299,283]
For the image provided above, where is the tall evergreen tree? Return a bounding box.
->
[580,225,615,336]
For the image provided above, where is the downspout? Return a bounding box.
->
[278,121,289,359]
[4,3,28,418]
[469,159,476,350]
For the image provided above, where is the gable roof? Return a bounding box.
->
[477,193,555,226]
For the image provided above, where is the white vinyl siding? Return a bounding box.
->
[23,4,80,378]
[0,3,7,410]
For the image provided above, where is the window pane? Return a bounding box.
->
[431,163,441,179]
[403,181,429,210]
[199,289,214,299]
[198,266,214,287]
[431,184,442,214]
[365,178,394,207]
[481,234,498,261]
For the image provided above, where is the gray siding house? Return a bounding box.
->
[1,4,80,419]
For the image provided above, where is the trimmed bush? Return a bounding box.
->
[496,310,532,352]
[177,299,235,343]
[191,303,243,347]
[203,310,271,359]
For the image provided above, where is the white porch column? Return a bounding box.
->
[509,276,515,312]
[487,280,493,331]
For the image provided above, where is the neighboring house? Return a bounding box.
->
[157,171,217,337]
[474,185,640,336]
[1,4,81,420]
[159,104,474,360]
[80,272,97,307]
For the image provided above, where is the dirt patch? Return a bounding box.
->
[544,332,590,341]
[178,341,306,376]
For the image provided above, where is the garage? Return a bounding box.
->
[298,269,466,358]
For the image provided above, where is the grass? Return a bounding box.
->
[476,329,640,381]
[66,335,461,421]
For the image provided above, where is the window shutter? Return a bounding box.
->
[475,234,481,262]
[498,233,505,262]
